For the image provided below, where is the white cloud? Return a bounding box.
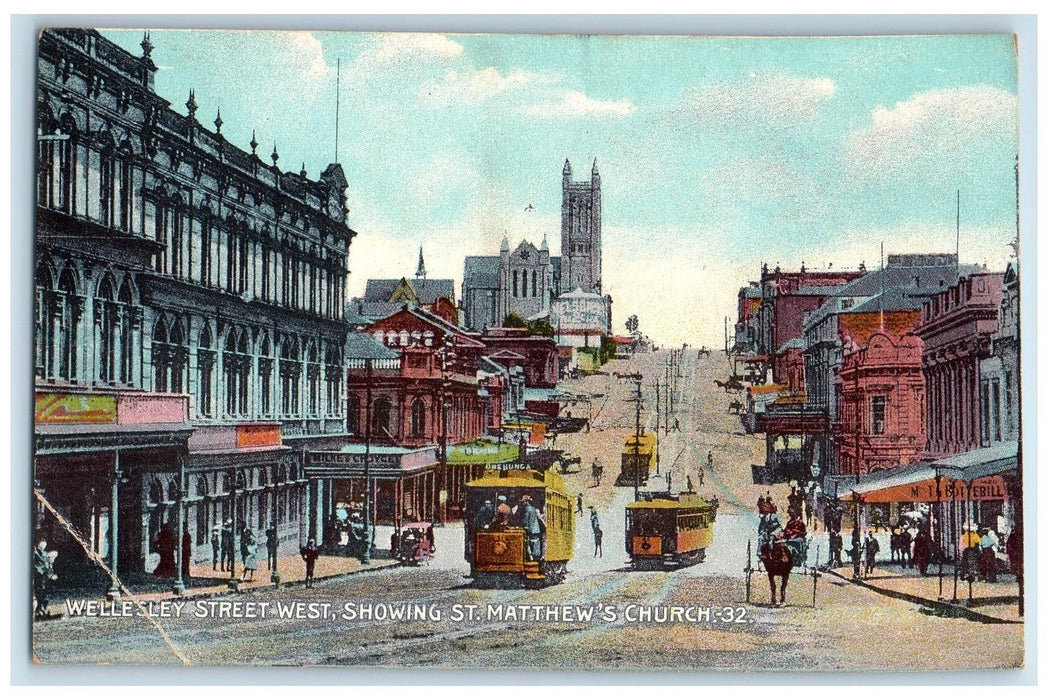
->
[282,32,332,86]
[419,67,554,106]
[689,73,836,128]
[522,90,636,119]
[845,86,1017,181]
[371,33,464,61]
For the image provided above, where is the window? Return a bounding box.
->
[325,346,342,417]
[280,336,301,416]
[259,334,273,417]
[521,270,528,297]
[870,396,885,435]
[197,325,215,417]
[373,397,393,438]
[513,270,518,297]
[411,398,426,438]
[223,329,250,417]
[532,271,537,297]
[306,343,320,416]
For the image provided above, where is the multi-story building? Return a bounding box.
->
[916,271,1005,459]
[33,29,354,581]
[833,330,926,477]
[803,254,974,476]
[980,262,1019,446]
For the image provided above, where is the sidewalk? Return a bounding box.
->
[36,551,400,618]
[823,561,1023,624]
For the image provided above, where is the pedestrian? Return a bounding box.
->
[210,525,221,571]
[850,525,862,580]
[181,526,192,581]
[153,523,176,578]
[589,506,600,536]
[300,538,319,588]
[828,529,843,568]
[576,493,583,515]
[912,529,931,576]
[220,519,234,572]
[686,474,693,492]
[707,450,714,472]
[266,523,278,571]
[698,467,705,487]
[593,527,603,557]
[241,528,258,581]
[32,539,57,620]
[864,532,880,576]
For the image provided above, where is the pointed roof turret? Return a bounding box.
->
[501,234,510,252]
[416,246,427,279]
[563,158,572,175]
[592,158,599,175]
[540,234,548,252]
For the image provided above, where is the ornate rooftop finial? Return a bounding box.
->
[140,31,153,60]
[250,130,258,155]
[300,162,307,177]
[271,144,279,167]
[592,157,599,175]
[213,107,223,134]
[186,90,197,119]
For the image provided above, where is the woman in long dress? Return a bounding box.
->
[241,528,259,581]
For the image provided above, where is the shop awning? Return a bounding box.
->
[842,442,1017,504]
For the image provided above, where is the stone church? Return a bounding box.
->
[462,159,606,331]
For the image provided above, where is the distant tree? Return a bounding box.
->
[503,313,528,329]
[599,335,618,365]
[527,319,555,337]
[625,315,639,334]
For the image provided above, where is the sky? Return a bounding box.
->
[100,30,1020,347]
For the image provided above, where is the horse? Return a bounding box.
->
[759,538,794,606]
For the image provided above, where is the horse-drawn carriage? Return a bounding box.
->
[748,507,812,606]
[395,522,434,566]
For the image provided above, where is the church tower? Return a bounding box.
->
[560,158,602,294]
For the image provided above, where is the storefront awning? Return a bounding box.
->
[842,441,1017,503]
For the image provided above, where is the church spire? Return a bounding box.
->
[415,246,427,279]
[540,233,548,252]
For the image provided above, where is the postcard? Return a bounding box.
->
[30,26,1025,671]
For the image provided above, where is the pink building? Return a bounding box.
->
[916,272,1004,459]
[834,330,926,477]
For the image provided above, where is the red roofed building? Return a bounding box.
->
[480,328,559,389]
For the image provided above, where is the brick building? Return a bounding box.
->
[917,271,1005,459]
[833,330,926,477]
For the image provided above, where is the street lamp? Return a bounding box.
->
[227,467,238,590]
[172,454,186,595]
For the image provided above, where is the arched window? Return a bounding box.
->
[117,278,136,384]
[532,271,537,297]
[373,397,393,438]
[411,398,426,438]
[521,270,528,297]
[306,342,320,416]
[34,262,56,378]
[325,345,342,417]
[96,276,119,383]
[197,324,215,417]
[153,317,169,392]
[279,336,301,416]
[223,328,250,417]
[258,332,273,417]
[399,330,409,347]
[513,270,519,297]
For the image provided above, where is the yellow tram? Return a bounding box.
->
[625,492,718,569]
[616,430,657,487]
[463,466,575,587]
